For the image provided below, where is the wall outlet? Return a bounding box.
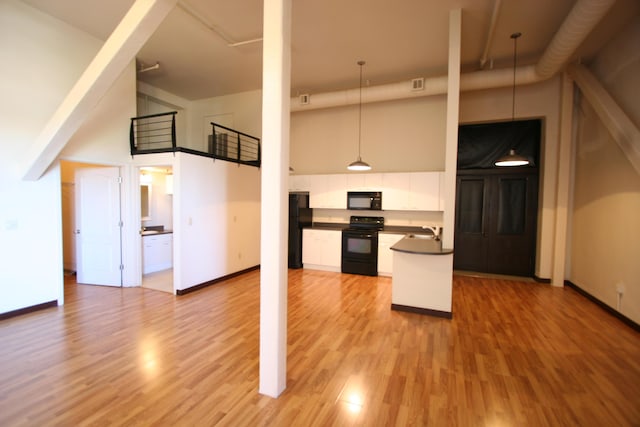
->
[616,282,625,295]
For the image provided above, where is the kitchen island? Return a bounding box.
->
[390,234,454,318]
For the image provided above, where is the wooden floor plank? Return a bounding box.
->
[0,270,639,426]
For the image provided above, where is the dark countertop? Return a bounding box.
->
[141,230,173,236]
[390,235,453,255]
[141,225,172,236]
[308,222,437,236]
[309,222,348,231]
[381,225,433,234]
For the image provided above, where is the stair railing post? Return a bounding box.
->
[171,113,177,150]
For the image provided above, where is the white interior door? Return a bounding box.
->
[75,167,122,286]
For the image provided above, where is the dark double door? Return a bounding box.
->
[454,170,538,276]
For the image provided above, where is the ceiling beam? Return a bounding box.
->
[22,0,178,181]
[568,63,640,175]
[479,0,502,70]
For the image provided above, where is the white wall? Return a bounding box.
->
[174,152,261,291]
[189,90,263,153]
[570,17,640,324]
[291,95,447,174]
[136,82,189,148]
[59,60,138,288]
[0,0,105,313]
[136,85,262,153]
[0,0,149,314]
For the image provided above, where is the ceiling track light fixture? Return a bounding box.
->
[495,32,529,167]
[347,60,372,171]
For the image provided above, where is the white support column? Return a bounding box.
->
[552,73,574,287]
[22,0,178,181]
[259,0,291,398]
[442,9,461,250]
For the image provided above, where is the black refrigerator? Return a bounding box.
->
[288,192,312,269]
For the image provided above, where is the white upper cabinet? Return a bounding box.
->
[381,173,410,210]
[346,173,383,191]
[327,174,347,209]
[408,172,441,211]
[294,171,442,211]
[309,174,347,209]
[382,172,442,211]
[288,174,310,192]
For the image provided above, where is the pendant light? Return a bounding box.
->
[495,33,529,167]
[347,60,371,171]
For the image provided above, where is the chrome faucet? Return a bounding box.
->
[422,225,440,240]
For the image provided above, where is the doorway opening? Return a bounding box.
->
[454,119,541,277]
[139,166,174,294]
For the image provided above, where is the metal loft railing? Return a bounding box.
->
[209,122,261,167]
[130,111,177,154]
[129,112,261,168]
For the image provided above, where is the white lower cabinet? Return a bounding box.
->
[377,233,406,276]
[142,233,173,274]
[302,229,342,271]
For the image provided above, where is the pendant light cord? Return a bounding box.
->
[511,32,521,122]
[495,32,529,167]
[357,60,365,160]
[347,60,371,170]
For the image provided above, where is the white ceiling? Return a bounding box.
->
[21,0,640,101]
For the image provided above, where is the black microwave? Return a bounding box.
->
[347,191,382,210]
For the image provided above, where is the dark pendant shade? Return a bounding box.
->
[495,149,529,167]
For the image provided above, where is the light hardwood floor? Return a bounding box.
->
[0,270,639,426]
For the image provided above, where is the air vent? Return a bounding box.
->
[299,94,310,105]
[411,78,424,91]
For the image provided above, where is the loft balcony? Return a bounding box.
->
[129,111,261,168]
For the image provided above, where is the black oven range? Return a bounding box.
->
[341,216,384,276]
